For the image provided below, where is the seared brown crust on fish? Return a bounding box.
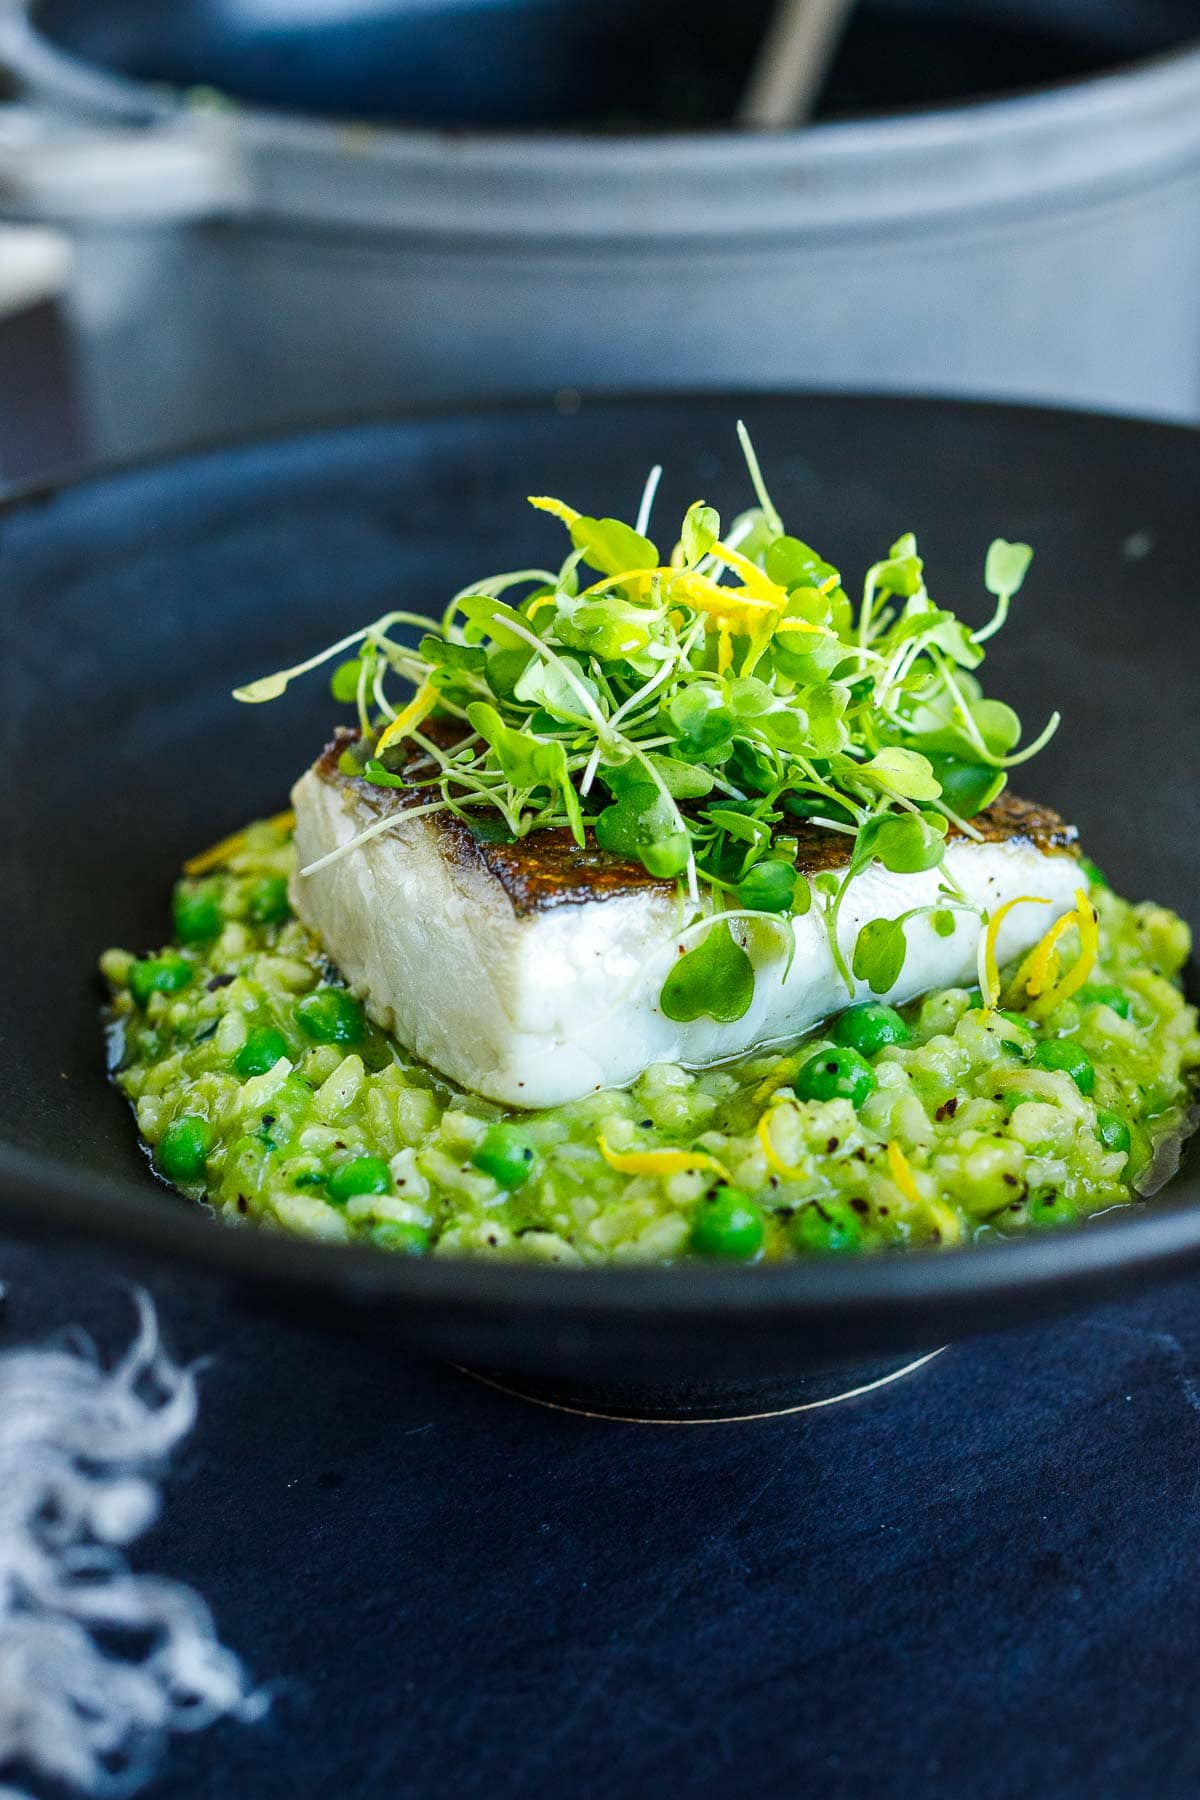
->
[315,729,1078,919]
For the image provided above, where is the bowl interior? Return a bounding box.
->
[2,391,1198,1377]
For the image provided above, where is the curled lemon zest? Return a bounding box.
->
[525,592,558,622]
[886,1142,959,1241]
[716,621,734,677]
[926,1198,963,1247]
[574,557,835,648]
[597,1135,732,1184]
[670,570,781,636]
[709,539,785,602]
[886,1139,925,1208]
[577,563,782,637]
[1027,889,1099,1020]
[978,894,1053,1014]
[751,1057,803,1107]
[1006,910,1075,1004]
[374,681,438,757]
[756,1102,810,1181]
[183,808,295,877]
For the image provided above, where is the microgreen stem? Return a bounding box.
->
[736,420,783,537]
[635,464,663,539]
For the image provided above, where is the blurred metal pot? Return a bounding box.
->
[2,0,1200,460]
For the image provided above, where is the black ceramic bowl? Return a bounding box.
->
[2,393,1198,1418]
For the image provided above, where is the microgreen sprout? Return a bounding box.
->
[236,428,1058,1009]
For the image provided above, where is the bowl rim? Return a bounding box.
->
[4,385,1199,1338]
[7,379,1200,520]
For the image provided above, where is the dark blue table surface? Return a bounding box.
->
[6,1227,1200,1800]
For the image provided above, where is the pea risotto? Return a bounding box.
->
[101,816,1199,1264]
[101,432,1199,1261]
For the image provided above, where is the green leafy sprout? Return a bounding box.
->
[235,426,1056,1024]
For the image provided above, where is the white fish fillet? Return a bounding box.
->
[290,762,1080,1108]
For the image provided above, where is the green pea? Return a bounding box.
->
[172,886,222,944]
[246,875,291,925]
[1095,1108,1132,1155]
[1028,1192,1074,1229]
[330,658,363,703]
[735,860,796,914]
[1032,1037,1095,1094]
[795,1045,876,1108]
[327,1156,392,1204]
[156,1114,213,1184]
[791,1201,863,1255]
[689,1185,764,1261]
[129,953,192,1008]
[833,1002,909,1057]
[471,1123,536,1189]
[234,1026,289,1078]
[1082,984,1131,1020]
[371,1221,430,1256]
[294,987,364,1045]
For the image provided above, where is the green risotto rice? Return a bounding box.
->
[101,817,1200,1264]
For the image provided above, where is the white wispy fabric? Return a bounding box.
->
[0,1294,261,1798]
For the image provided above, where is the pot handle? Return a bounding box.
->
[0,6,248,221]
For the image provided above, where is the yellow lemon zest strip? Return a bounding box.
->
[525,592,558,622]
[886,1139,925,1208]
[756,1103,810,1181]
[1028,889,1100,1020]
[374,680,438,757]
[751,1057,803,1107]
[527,495,580,525]
[978,894,1053,1014]
[670,572,781,636]
[926,1198,963,1247]
[184,808,295,877]
[709,539,787,602]
[887,1142,958,1239]
[716,621,734,677]
[597,1135,732,1184]
[1009,910,1076,1003]
[575,564,790,640]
